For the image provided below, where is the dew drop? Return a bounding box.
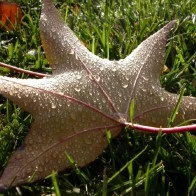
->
[51,26,56,33]
[94,75,100,82]
[84,138,92,145]
[102,98,106,103]
[28,139,34,145]
[142,76,149,81]
[51,102,56,109]
[67,101,71,107]
[122,84,128,88]
[74,87,81,92]
[112,67,117,72]
[76,74,82,80]
[69,49,75,55]
[16,154,23,160]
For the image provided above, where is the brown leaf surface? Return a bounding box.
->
[0,0,195,189]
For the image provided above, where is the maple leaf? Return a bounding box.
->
[0,0,195,189]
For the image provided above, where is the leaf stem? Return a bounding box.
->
[0,62,49,78]
[125,122,196,133]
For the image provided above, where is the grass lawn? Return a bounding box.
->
[0,0,196,195]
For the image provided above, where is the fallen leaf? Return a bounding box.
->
[0,2,22,30]
[0,0,195,189]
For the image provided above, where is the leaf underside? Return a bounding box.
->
[0,0,195,189]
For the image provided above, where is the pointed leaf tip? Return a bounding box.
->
[160,20,177,38]
[164,20,177,31]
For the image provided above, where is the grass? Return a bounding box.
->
[0,0,196,195]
